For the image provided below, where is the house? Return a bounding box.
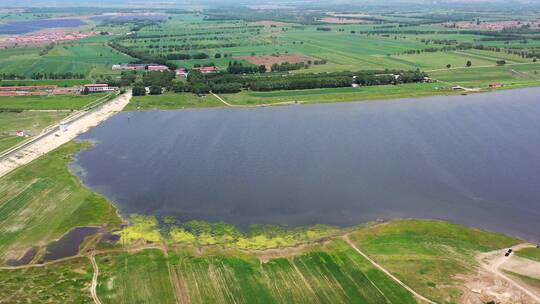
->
[176,68,188,77]
[16,130,25,137]
[192,66,219,74]
[83,84,118,93]
[147,65,169,72]
[488,83,504,88]
[112,64,147,70]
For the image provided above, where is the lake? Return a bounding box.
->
[0,19,85,35]
[74,88,540,242]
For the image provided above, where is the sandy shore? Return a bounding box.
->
[0,92,132,178]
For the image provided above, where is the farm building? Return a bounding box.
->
[147,65,169,72]
[175,68,188,77]
[112,64,169,71]
[192,66,219,74]
[83,84,118,93]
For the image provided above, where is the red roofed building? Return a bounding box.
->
[192,66,219,74]
[83,84,118,93]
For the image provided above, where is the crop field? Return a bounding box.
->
[126,92,224,110]
[348,220,520,303]
[170,240,416,304]
[0,111,68,153]
[0,40,132,78]
[0,93,108,110]
[0,142,120,263]
[96,249,177,304]
[0,257,94,303]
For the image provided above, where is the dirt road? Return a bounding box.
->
[0,92,132,178]
[342,234,438,304]
[478,243,540,303]
[89,254,103,304]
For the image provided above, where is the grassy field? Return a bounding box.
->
[0,40,132,78]
[0,257,94,303]
[125,92,224,111]
[348,220,520,303]
[170,240,416,304]
[0,79,91,87]
[0,111,68,153]
[0,141,120,263]
[0,93,108,110]
[0,218,528,303]
[220,82,455,106]
[516,247,540,262]
[96,249,177,304]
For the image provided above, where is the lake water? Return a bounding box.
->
[74,88,540,242]
[0,19,85,35]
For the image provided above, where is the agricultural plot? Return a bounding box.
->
[0,39,132,78]
[348,220,519,303]
[429,63,540,87]
[96,249,177,304]
[0,111,68,153]
[219,82,454,106]
[0,93,108,110]
[125,92,224,110]
[0,142,120,263]
[168,239,416,304]
[0,257,94,303]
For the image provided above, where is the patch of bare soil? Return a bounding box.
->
[237,54,317,69]
[501,256,540,280]
[459,245,540,304]
[459,269,535,304]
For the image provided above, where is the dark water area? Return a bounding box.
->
[0,19,85,35]
[42,227,99,262]
[74,88,540,242]
[91,15,168,22]
[6,248,37,267]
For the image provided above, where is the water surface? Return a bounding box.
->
[0,19,85,35]
[75,88,540,242]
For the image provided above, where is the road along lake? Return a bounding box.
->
[73,87,540,242]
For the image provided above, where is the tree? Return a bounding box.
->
[496,60,506,66]
[132,86,146,96]
[533,58,538,62]
[446,64,451,69]
[149,85,162,95]
[214,53,222,59]
[466,60,472,67]
[81,87,90,95]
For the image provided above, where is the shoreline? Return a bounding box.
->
[0,92,132,179]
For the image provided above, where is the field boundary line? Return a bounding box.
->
[342,234,438,304]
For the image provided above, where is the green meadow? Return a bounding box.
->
[126,92,224,110]
[349,220,519,303]
[0,141,120,263]
[0,93,108,110]
[0,111,68,153]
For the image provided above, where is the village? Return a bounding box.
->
[0,31,102,48]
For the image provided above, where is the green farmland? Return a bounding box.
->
[0,111,68,153]
[0,93,108,110]
[0,142,120,262]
